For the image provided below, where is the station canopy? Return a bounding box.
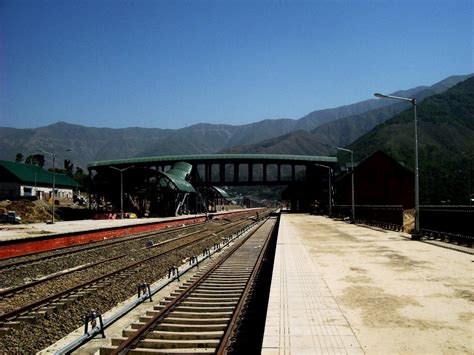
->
[156,162,195,193]
[212,186,230,199]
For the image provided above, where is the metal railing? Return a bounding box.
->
[332,205,404,230]
[419,205,473,246]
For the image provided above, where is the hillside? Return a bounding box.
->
[223,74,472,155]
[0,122,173,169]
[0,74,470,169]
[349,76,474,204]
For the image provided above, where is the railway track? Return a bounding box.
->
[0,219,253,329]
[0,217,252,291]
[0,227,208,300]
[0,213,270,352]
[0,213,251,271]
[0,222,207,270]
[97,217,276,354]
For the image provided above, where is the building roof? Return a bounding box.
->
[155,162,195,193]
[166,162,193,181]
[0,160,77,188]
[88,154,337,169]
[212,186,230,199]
[157,171,196,193]
[334,150,413,182]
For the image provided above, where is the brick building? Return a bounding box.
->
[334,150,414,208]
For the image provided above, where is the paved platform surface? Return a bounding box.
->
[262,214,473,354]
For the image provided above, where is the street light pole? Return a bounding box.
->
[38,149,56,224]
[314,163,332,216]
[331,146,355,222]
[315,142,355,221]
[374,93,419,238]
[110,166,134,219]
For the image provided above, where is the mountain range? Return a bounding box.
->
[0,74,471,171]
[222,74,472,155]
[349,76,474,204]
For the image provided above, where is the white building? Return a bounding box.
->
[0,160,77,200]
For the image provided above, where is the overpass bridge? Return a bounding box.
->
[87,154,337,215]
[88,154,337,186]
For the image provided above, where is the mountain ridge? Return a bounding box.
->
[348,76,474,204]
[0,74,470,168]
[223,74,472,155]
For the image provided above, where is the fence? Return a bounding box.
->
[419,205,473,246]
[332,205,404,230]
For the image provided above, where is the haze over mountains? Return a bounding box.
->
[0,74,471,169]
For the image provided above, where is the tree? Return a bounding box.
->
[15,153,24,163]
[33,154,45,168]
[74,167,89,193]
[25,154,45,167]
[64,159,74,177]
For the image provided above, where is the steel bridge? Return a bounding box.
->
[87,154,337,215]
[88,154,337,186]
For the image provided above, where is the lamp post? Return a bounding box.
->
[315,142,355,221]
[314,163,332,216]
[110,166,134,219]
[374,92,419,238]
[38,149,56,224]
[332,146,355,222]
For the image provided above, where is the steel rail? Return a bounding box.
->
[0,228,206,299]
[0,219,251,324]
[110,219,269,354]
[55,219,260,354]
[0,254,126,298]
[216,218,276,354]
[0,227,208,302]
[0,222,206,270]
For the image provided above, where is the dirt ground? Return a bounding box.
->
[403,208,415,233]
[0,199,55,223]
[0,199,93,224]
[289,215,473,355]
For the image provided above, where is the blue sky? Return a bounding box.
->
[0,0,472,129]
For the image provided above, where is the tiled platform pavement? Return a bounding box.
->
[262,215,363,354]
[262,214,473,355]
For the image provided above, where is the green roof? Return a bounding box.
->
[212,186,230,199]
[152,161,195,193]
[157,171,195,193]
[166,162,193,181]
[88,154,337,168]
[0,160,77,188]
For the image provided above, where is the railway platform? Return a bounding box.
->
[262,214,473,354]
[0,208,261,259]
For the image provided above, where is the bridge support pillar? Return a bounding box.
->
[234,164,239,183]
[219,164,225,183]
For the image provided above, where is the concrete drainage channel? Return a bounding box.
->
[43,215,279,354]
